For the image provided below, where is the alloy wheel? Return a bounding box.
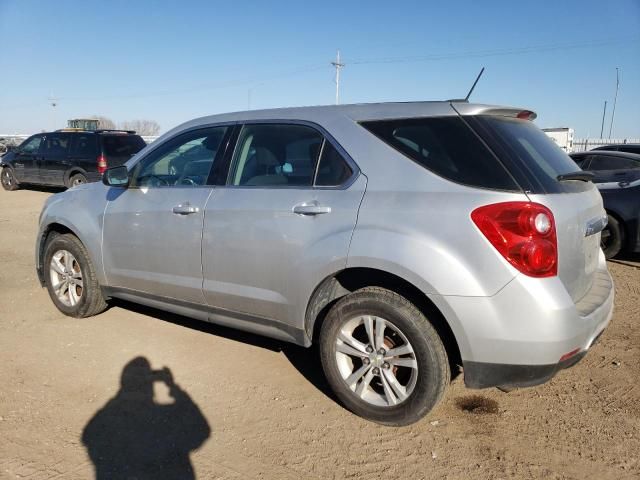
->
[49,250,83,307]
[335,315,418,407]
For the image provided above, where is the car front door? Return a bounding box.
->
[102,126,231,304]
[40,132,72,186]
[201,123,365,330]
[12,134,44,182]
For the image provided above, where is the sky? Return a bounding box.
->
[1,0,639,138]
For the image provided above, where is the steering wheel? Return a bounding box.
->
[142,175,170,187]
[178,177,197,186]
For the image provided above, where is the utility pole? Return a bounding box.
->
[331,50,345,105]
[600,100,607,139]
[608,67,619,139]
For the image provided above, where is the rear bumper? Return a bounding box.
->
[436,255,614,389]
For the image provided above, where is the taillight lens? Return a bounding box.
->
[471,202,557,277]
[97,155,107,174]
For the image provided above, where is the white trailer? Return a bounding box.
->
[543,128,575,152]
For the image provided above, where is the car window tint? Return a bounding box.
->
[230,124,322,187]
[570,155,588,168]
[619,146,640,155]
[589,155,640,170]
[315,141,353,186]
[20,135,43,154]
[41,133,71,156]
[132,127,227,188]
[71,134,98,156]
[102,135,146,158]
[361,116,518,191]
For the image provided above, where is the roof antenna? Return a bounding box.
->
[464,67,485,101]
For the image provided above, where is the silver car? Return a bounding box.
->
[36,102,614,425]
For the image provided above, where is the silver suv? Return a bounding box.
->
[36,102,614,425]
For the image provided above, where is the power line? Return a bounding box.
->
[608,67,620,139]
[346,37,637,65]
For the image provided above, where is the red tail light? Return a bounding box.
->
[471,202,557,277]
[97,154,107,174]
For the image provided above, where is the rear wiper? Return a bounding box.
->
[557,171,594,182]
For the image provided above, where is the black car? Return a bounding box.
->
[591,143,640,155]
[570,150,640,258]
[1,130,146,190]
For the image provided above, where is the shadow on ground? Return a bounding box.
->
[82,356,211,479]
[109,299,338,404]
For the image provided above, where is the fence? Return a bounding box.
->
[572,138,640,153]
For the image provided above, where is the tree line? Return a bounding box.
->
[92,116,160,136]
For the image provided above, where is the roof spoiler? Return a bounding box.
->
[450,103,538,121]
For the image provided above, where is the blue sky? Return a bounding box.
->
[1,0,639,137]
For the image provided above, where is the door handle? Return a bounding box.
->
[292,203,331,216]
[172,203,199,215]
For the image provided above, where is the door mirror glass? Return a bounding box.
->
[103,166,129,187]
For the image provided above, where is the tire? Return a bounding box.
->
[68,173,87,188]
[1,166,19,191]
[319,287,449,426]
[43,233,107,318]
[601,214,623,259]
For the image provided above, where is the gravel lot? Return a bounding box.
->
[1,187,638,479]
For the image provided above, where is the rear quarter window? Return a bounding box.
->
[361,116,519,191]
[101,135,146,158]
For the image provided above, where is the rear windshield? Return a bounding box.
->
[361,116,519,191]
[473,116,586,193]
[101,135,146,158]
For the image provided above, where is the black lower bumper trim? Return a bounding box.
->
[463,351,587,389]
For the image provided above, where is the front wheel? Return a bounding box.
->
[1,166,19,191]
[319,287,449,426]
[44,233,107,318]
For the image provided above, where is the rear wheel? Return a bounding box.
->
[68,173,87,188]
[601,214,623,259]
[1,166,19,191]
[319,287,449,426]
[44,233,107,317]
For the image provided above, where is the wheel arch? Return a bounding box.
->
[36,221,89,286]
[604,208,627,250]
[305,267,463,375]
[63,167,89,187]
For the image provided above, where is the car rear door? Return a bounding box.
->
[201,122,365,328]
[40,132,72,186]
[102,126,230,304]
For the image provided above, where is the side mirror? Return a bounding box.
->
[103,166,130,188]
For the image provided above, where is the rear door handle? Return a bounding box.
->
[172,203,199,215]
[292,203,331,216]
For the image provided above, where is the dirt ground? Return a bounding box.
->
[0,186,638,480]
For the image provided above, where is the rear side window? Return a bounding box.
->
[315,142,353,186]
[101,135,146,158]
[619,146,640,155]
[589,155,640,170]
[230,124,323,187]
[41,133,71,156]
[71,134,98,156]
[361,117,518,191]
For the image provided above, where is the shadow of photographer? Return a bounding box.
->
[82,357,210,479]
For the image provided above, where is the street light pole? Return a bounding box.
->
[608,67,619,139]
